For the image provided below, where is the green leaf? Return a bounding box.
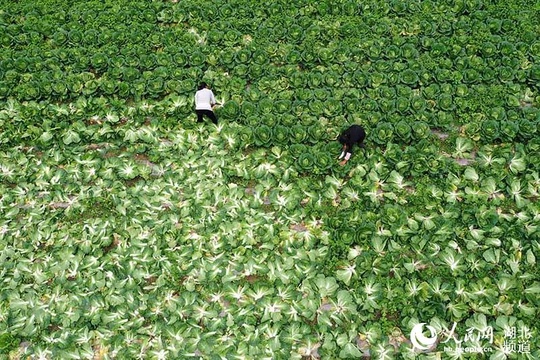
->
[464,167,479,182]
[524,282,540,294]
[489,350,509,360]
[39,131,54,144]
[0,333,18,354]
[453,137,474,158]
[314,276,339,298]
[339,343,363,358]
[63,130,81,145]
[336,265,356,286]
[509,156,526,174]
[482,248,500,264]
[526,249,536,265]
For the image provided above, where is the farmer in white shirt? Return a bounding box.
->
[195,82,218,124]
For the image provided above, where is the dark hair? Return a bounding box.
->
[338,133,349,144]
[198,82,207,90]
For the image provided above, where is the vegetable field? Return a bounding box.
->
[1,0,540,358]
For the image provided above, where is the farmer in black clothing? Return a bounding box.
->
[338,125,366,165]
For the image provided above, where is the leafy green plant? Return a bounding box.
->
[481,120,500,142]
[0,333,18,354]
[290,125,308,143]
[373,123,394,144]
[394,120,412,142]
[296,152,315,172]
[253,125,273,146]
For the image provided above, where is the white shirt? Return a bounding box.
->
[195,88,216,110]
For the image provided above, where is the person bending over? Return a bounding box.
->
[195,82,218,124]
[338,125,366,166]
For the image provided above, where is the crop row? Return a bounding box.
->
[1,97,539,153]
[1,51,538,102]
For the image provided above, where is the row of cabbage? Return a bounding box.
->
[1,96,539,154]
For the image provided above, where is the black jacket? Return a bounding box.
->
[339,125,366,154]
